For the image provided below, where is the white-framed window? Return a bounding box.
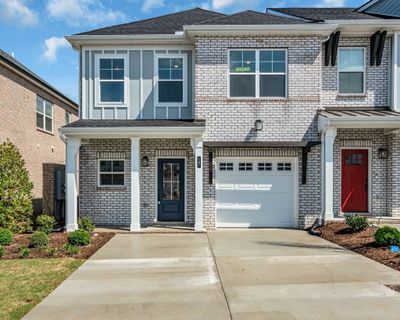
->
[95,54,128,105]
[36,96,53,133]
[98,159,125,187]
[228,49,287,98]
[338,48,365,94]
[65,112,71,125]
[155,53,187,106]
[239,162,253,171]
[219,162,234,171]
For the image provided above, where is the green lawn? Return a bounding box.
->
[0,258,84,320]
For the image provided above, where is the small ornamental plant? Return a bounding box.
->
[78,216,95,233]
[0,228,13,246]
[374,226,400,246]
[63,243,79,255]
[30,231,48,248]
[20,246,30,258]
[0,245,3,258]
[345,215,369,232]
[68,230,90,246]
[36,214,56,234]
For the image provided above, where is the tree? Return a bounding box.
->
[0,140,33,233]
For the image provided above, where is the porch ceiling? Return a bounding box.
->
[318,107,400,130]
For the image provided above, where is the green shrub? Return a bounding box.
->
[374,226,400,246]
[29,231,48,248]
[20,246,30,258]
[68,230,90,246]
[44,247,57,257]
[0,245,3,258]
[0,228,13,246]
[78,216,95,233]
[0,140,33,233]
[36,214,56,234]
[63,243,79,255]
[345,215,369,232]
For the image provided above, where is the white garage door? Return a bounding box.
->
[216,159,296,228]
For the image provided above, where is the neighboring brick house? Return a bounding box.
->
[0,50,78,216]
[61,1,400,232]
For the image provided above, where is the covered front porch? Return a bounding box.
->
[319,108,400,221]
[60,120,206,232]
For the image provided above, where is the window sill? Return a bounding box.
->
[96,186,127,191]
[37,128,54,136]
[337,93,367,99]
[227,97,288,102]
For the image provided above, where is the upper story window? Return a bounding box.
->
[36,96,53,133]
[338,48,365,94]
[96,55,127,105]
[155,54,187,106]
[65,112,71,125]
[229,49,287,98]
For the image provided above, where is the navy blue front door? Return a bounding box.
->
[158,159,185,221]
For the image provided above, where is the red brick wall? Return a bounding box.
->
[0,64,78,214]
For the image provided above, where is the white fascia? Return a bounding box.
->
[184,24,338,36]
[59,126,205,139]
[326,19,400,35]
[318,116,400,131]
[66,34,190,50]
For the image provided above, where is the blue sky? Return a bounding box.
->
[0,0,366,103]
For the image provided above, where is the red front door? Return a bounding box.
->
[341,149,368,212]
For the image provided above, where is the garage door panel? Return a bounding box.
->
[216,159,296,228]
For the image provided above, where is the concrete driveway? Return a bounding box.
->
[24,230,400,320]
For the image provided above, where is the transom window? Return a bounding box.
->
[258,162,272,171]
[98,57,125,103]
[219,163,234,171]
[99,160,125,186]
[229,49,287,98]
[36,96,53,133]
[338,48,365,94]
[156,55,186,105]
[239,162,253,171]
[277,163,292,171]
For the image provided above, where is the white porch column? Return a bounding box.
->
[130,137,141,231]
[65,137,80,232]
[193,137,204,232]
[323,127,337,221]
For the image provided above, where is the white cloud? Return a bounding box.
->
[211,0,259,10]
[212,0,235,9]
[315,0,346,7]
[141,0,164,13]
[43,36,70,62]
[0,0,38,26]
[47,0,126,27]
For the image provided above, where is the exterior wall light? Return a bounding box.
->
[254,120,263,131]
[378,148,388,159]
[141,156,149,167]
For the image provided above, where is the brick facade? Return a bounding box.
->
[0,63,78,216]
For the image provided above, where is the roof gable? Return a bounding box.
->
[77,8,225,35]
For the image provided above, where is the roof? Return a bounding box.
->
[358,0,400,18]
[268,8,382,21]
[319,107,400,118]
[77,8,225,35]
[64,119,206,128]
[196,10,306,25]
[0,49,78,110]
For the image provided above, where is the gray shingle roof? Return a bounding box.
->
[0,49,78,109]
[77,8,225,35]
[64,119,206,128]
[270,7,382,21]
[196,10,307,25]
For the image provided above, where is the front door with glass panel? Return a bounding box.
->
[157,159,185,221]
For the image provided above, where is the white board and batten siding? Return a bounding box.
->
[216,158,298,228]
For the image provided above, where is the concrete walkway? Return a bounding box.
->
[24,230,400,320]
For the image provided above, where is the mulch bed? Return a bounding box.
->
[317,222,400,272]
[1,232,114,260]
